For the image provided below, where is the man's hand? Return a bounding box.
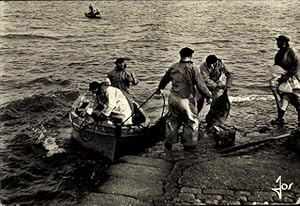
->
[155,89,162,95]
[216,84,226,89]
[206,97,212,104]
[278,74,290,84]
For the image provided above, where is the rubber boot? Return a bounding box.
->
[271,109,285,125]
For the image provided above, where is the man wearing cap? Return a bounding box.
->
[197,54,233,113]
[270,35,300,126]
[89,79,133,125]
[156,47,212,151]
[107,58,139,108]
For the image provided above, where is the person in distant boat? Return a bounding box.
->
[94,9,100,16]
[107,58,139,110]
[88,4,94,15]
[197,55,233,115]
[156,47,212,152]
[89,79,133,125]
[270,35,300,126]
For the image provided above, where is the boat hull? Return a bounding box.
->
[70,111,150,161]
[84,12,101,19]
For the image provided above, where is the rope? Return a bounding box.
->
[79,117,96,142]
[160,92,166,119]
[120,90,158,127]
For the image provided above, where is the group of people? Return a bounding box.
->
[157,34,299,152]
[81,34,299,152]
[87,58,139,126]
[156,47,233,151]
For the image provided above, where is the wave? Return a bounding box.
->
[229,94,273,103]
[0,90,109,205]
[0,90,79,121]
[0,33,60,41]
[17,77,73,88]
[160,90,273,103]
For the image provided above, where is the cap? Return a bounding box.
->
[276,35,290,42]
[179,47,194,57]
[114,58,125,64]
[101,78,111,86]
[206,55,218,65]
[89,81,101,91]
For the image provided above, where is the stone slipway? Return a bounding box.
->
[78,137,300,205]
[79,155,173,206]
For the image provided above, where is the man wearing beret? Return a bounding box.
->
[156,47,212,151]
[271,35,300,126]
[107,58,139,111]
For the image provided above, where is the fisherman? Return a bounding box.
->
[270,35,300,126]
[107,58,139,110]
[156,47,212,151]
[94,9,100,16]
[88,4,94,15]
[197,54,233,115]
[89,79,133,125]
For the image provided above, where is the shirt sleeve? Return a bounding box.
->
[222,63,233,88]
[193,66,211,98]
[158,67,172,90]
[101,88,117,117]
[200,63,217,90]
[128,71,139,85]
[286,48,299,77]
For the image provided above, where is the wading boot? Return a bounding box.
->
[271,118,285,125]
[271,109,285,125]
[183,145,197,152]
[164,142,172,151]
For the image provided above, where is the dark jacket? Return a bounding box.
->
[107,68,139,98]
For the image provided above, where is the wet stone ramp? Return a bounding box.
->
[78,155,172,206]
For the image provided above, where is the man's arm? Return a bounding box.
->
[223,63,233,89]
[278,48,299,83]
[286,48,299,77]
[128,71,139,85]
[200,63,218,90]
[101,88,117,117]
[158,68,171,90]
[193,66,211,99]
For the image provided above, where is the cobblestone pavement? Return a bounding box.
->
[143,133,300,205]
[141,100,300,205]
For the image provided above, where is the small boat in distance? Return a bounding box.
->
[85,4,101,19]
[84,12,101,19]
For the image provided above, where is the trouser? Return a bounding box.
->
[272,90,288,120]
[165,93,199,147]
[285,93,300,125]
[273,90,300,123]
[197,89,223,114]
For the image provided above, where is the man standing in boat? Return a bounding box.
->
[88,4,94,15]
[270,35,300,126]
[156,47,212,151]
[107,58,139,110]
[89,79,133,125]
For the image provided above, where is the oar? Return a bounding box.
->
[220,132,291,154]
